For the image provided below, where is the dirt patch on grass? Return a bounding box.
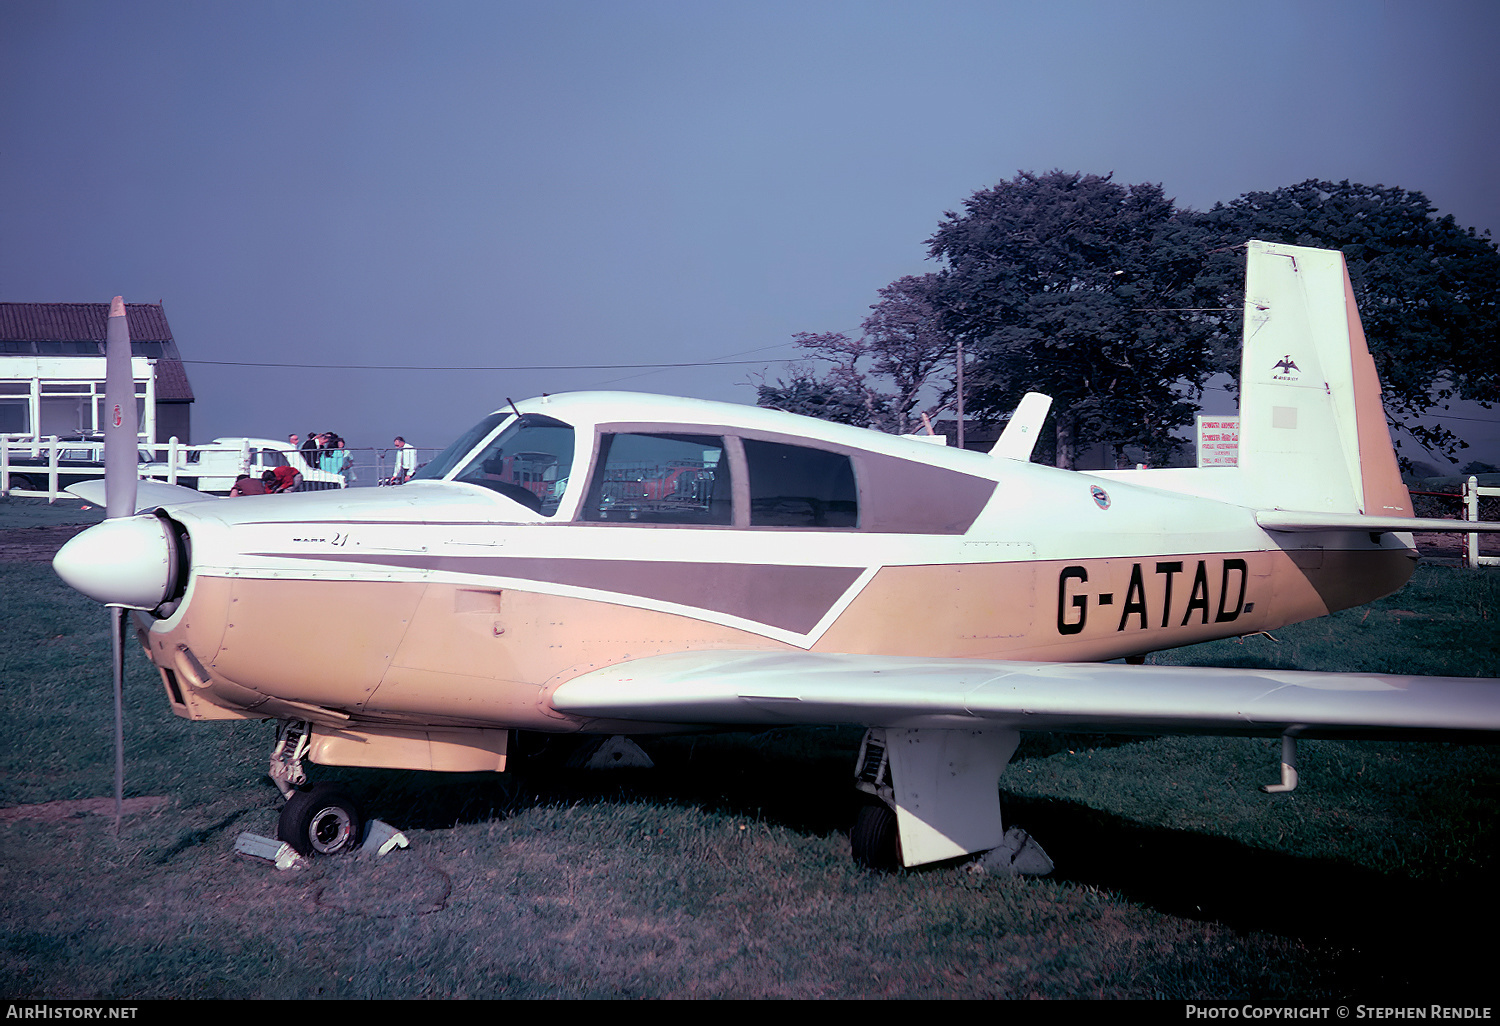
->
[0,796,169,823]
[1418,530,1500,561]
[0,525,92,561]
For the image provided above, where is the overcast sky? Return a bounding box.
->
[2,0,1496,464]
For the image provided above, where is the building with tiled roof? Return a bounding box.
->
[0,302,194,443]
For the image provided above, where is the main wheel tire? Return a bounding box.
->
[278,783,363,856]
[850,801,901,872]
[7,475,36,492]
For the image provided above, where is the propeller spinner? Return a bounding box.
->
[52,512,178,609]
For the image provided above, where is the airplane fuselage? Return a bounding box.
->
[59,243,1493,868]
[127,392,1416,771]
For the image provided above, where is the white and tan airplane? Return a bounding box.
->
[54,241,1500,869]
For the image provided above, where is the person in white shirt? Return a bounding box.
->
[389,436,416,485]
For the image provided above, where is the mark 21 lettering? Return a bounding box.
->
[1056,559,1249,636]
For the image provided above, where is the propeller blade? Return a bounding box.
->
[103,296,138,520]
[111,606,126,834]
[103,296,136,832]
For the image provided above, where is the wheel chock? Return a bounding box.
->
[234,831,309,871]
[360,819,409,856]
[967,827,1054,876]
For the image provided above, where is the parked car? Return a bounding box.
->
[139,437,346,494]
[1,437,152,494]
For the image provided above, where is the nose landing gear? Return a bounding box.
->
[269,721,365,856]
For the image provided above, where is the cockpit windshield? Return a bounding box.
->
[411,412,507,484]
[444,413,575,516]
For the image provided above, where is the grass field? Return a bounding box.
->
[2,497,1498,999]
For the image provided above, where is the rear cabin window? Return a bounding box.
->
[743,439,858,528]
[582,433,730,525]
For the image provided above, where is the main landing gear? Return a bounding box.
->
[850,727,1053,875]
[850,800,901,871]
[269,720,364,856]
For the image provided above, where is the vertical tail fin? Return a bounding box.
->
[1237,241,1412,517]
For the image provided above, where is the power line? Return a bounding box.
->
[183,356,798,371]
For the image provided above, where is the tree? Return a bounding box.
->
[858,275,959,433]
[924,170,1219,468]
[754,353,884,428]
[757,274,958,435]
[1190,180,1500,463]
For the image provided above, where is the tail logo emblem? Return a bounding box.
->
[111,404,123,429]
[1273,355,1300,379]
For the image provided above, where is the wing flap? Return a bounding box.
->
[550,650,1500,739]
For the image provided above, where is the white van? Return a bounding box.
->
[142,438,347,494]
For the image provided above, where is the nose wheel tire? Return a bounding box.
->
[278,783,363,856]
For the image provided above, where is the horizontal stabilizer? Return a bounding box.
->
[1257,511,1500,534]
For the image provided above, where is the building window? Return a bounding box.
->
[35,341,102,355]
[0,399,28,434]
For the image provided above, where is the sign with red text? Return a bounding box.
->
[1196,415,1239,467]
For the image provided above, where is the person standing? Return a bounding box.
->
[319,434,352,484]
[390,436,416,485]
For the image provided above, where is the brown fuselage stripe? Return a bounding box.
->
[258,553,865,634]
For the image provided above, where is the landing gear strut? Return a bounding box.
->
[269,719,311,798]
[848,727,1053,874]
[851,729,901,870]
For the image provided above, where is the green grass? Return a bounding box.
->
[2,544,1497,1000]
[0,495,105,530]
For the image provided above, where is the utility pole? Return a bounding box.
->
[955,338,965,450]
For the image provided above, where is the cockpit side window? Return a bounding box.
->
[582,433,730,525]
[743,439,858,528]
[451,414,575,516]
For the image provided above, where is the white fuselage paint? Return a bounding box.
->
[133,392,1415,747]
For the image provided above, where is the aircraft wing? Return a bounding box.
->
[67,479,216,511]
[550,650,1500,740]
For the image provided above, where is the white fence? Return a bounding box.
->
[2,435,111,499]
[2,437,438,500]
[1466,476,1500,569]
